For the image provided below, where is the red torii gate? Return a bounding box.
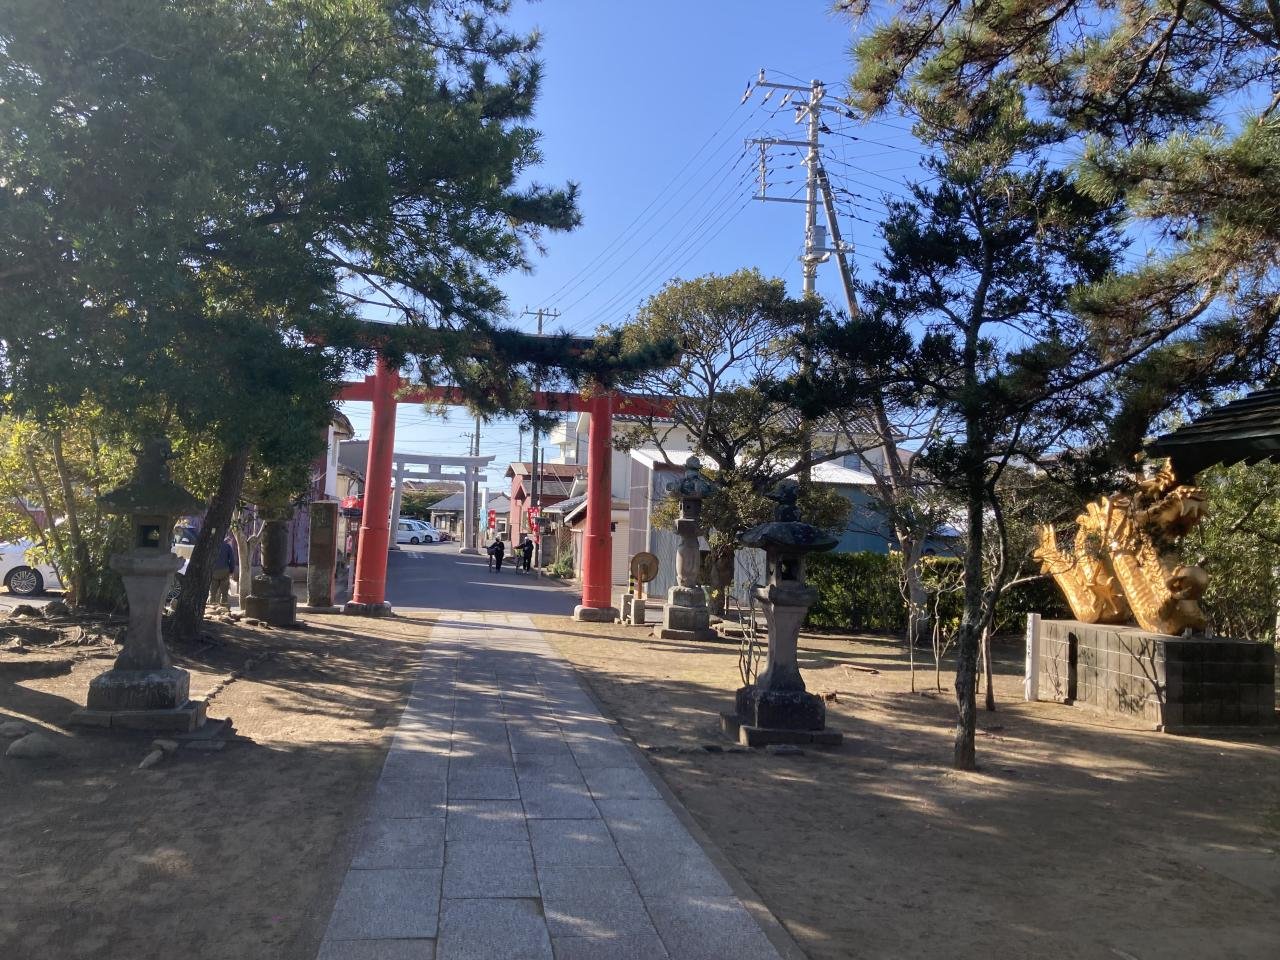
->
[339,357,666,620]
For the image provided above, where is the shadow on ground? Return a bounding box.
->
[532,613,1280,960]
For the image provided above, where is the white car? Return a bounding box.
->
[395,519,440,544]
[0,539,62,596]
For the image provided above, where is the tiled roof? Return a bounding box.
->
[1147,389,1280,477]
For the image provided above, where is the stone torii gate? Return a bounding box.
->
[338,441,492,553]
[339,358,664,619]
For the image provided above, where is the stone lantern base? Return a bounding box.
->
[244,573,298,626]
[72,669,207,732]
[656,585,717,642]
[721,686,843,748]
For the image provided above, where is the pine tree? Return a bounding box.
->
[840,0,1280,440]
[808,87,1129,769]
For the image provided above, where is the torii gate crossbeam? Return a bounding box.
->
[339,358,666,618]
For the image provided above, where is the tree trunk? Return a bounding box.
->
[982,624,996,711]
[908,605,917,693]
[171,447,250,642]
[22,445,67,585]
[50,430,89,605]
[953,467,985,771]
[900,536,930,647]
[708,545,734,618]
[232,509,262,611]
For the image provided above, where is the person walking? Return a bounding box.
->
[487,538,505,573]
[520,536,534,573]
[210,534,237,608]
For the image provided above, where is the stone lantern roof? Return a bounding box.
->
[667,456,716,500]
[98,438,202,517]
[740,480,839,554]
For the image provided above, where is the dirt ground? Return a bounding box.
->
[535,615,1280,960]
[0,609,429,960]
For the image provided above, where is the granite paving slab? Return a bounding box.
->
[317,609,781,960]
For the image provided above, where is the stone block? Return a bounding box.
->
[529,818,622,867]
[514,755,586,785]
[615,840,732,898]
[352,818,445,870]
[567,740,635,769]
[550,934,670,960]
[446,800,528,841]
[86,667,189,712]
[544,886,656,939]
[583,766,660,801]
[368,778,446,819]
[448,765,519,801]
[520,780,600,820]
[437,899,552,960]
[325,868,441,941]
[316,939,435,960]
[443,840,538,898]
[383,750,450,782]
[537,865,637,900]
[573,605,618,623]
[70,700,207,733]
[643,895,781,960]
[733,685,826,732]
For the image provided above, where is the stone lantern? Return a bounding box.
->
[72,438,207,731]
[657,456,718,642]
[721,480,842,747]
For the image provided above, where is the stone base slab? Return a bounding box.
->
[87,667,189,712]
[343,601,393,617]
[573,605,617,623]
[71,699,207,732]
[734,684,827,731]
[656,626,719,642]
[720,713,843,747]
[299,604,342,614]
[243,593,297,627]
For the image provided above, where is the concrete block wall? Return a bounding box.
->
[1038,620,1276,729]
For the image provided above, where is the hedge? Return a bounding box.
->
[803,551,1070,636]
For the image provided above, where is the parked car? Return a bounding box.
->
[395,519,441,544]
[0,539,62,596]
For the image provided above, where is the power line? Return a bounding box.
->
[543,105,760,310]
[560,148,757,331]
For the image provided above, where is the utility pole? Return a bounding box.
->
[746,71,835,487]
[471,414,480,547]
[522,306,559,569]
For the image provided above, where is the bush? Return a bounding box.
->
[804,550,1071,636]
[806,552,906,632]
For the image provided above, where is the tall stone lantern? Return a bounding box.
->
[721,481,842,747]
[72,439,207,731]
[657,456,718,642]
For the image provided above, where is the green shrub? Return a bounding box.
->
[805,552,907,632]
[804,550,1071,636]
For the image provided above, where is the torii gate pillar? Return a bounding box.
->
[345,357,399,616]
[574,391,617,622]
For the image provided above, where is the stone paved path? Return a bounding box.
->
[316,607,783,960]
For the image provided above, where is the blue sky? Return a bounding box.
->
[340,1,926,488]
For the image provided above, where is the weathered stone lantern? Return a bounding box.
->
[657,456,718,642]
[721,480,842,747]
[72,438,207,731]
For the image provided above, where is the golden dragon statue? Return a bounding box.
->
[1034,463,1209,636]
